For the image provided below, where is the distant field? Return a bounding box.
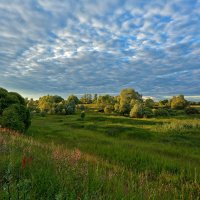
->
[1,112,200,199]
[191,105,200,110]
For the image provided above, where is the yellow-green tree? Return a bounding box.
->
[170,95,188,109]
[115,88,143,115]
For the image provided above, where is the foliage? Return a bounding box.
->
[130,103,144,118]
[153,108,169,117]
[93,94,98,103]
[185,107,199,115]
[27,98,40,113]
[104,105,114,114]
[159,99,169,108]
[143,107,154,118]
[67,95,79,105]
[80,111,85,120]
[170,95,188,109]
[1,106,25,132]
[97,95,115,111]
[115,88,143,115]
[80,94,92,104]
[0,89,24,115]
[65,101,76,115]
[8,92,26,105]
[38,95,59,113]
[0,87,31,132]
[1,104,31,132]
[76,104,85,111]
[144,98,154,108]
[37,95,76,115]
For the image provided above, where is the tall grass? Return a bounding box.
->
[155,119,200,134]
[1,113,200,199]
[1,129,200,199]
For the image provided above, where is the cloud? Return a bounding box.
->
[0,0,199,99]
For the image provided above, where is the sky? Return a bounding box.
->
[0,0,200,100]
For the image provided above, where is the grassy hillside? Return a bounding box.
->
[1,112,200,199]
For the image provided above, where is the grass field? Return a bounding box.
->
[1,112,200,199]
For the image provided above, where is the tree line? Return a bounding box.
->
[0,87,199,133]
[26,88,199,117]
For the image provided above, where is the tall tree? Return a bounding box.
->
[80,94,92,104]
[170,95,188,109]
[115,88,143,115]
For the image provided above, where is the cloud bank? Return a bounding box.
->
[0,0,199,99]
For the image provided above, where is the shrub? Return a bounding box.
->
[77,104,85,111]
[143,108,154,118]
[153,108,169,117]
[130,104,143,118]
[144,98,154,108]
[80,111,85,120]
[104,105,114,114]
[174,110,186,115]
[40,111,47,117]
[1,106,25,132]
[1,104,31,132]
[170,95,188,109]
[185,107,199,115]
[65,104,75,115]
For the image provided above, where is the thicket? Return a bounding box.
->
[0,87,31,132]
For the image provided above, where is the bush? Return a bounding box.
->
[185,107,199,115]
[130,104,143,118]
[143,108,154,118]
[153,108,169,117]
[1,107,25,132]
[77,104,85,111]
[104,105,114,114]
[80,111,85,120]
[170,95,188,109]
[65,104,75,115]
[174,110,186,116]
[1,104,31,132]
[40,111,47,117]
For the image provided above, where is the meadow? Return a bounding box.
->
[1,112,200,199]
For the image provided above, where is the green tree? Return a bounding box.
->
[80,111,85,120]
[52,95,64,103]
[67,95,79,105]
[1,107,25,132]
[144,98,154,108]
[153,108,169,116]
[97,95,115,111]
[8,92,25,105]
[159,99,169,108]
[0,88,8,115]
[27,98,39,112]
[143,108,154,118]
[80,94,92,104]
[1,104,31,132]
[93,94,98,103]
[65,101,76,115]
